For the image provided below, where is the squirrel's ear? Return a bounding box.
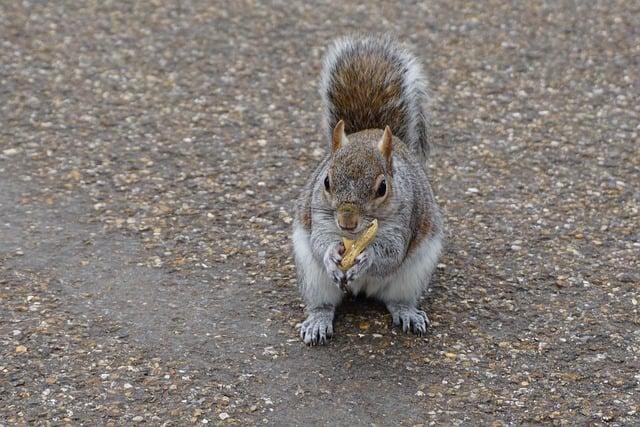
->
[332,120,348,152]
[379,126,393,167]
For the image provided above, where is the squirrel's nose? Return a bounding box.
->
[337,203,360,231]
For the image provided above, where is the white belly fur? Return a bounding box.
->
[349,234,442,303]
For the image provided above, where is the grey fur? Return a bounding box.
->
[293,35,443,345]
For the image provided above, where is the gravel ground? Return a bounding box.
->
[1,1,639,425]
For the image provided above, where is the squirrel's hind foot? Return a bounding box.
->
[299,307,335,345]
[387,303,431,336]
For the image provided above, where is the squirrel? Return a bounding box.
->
[292,34,443,345]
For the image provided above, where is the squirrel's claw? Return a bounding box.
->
[299,308,335,345]
[324,242,347,289]
[332,271,348,290]
[388,304,430,336]
[345,248,373,283]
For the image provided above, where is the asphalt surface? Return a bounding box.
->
[1,1,639,425]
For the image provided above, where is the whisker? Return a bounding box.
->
[309,205,334,209]
[309,204,336,214]
[309,208,336,215]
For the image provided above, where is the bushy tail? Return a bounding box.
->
[320,34,431,160]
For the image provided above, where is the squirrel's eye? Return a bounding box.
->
[324,175,331,192]
[376,179,387,198]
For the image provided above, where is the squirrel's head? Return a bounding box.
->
[322,120,393,235]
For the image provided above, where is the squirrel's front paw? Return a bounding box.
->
[345,247,373,283]
[323,242,347,290]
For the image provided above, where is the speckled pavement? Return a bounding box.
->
[1,1,639,425]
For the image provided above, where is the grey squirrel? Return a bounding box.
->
[292,35,443,345]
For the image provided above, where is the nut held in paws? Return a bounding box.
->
[339,219,378,271]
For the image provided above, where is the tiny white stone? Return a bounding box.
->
[415,390,425,396]
[219,412,229,420]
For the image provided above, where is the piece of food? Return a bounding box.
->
[340,219,378,271]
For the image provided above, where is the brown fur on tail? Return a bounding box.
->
[320,35,430,160]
